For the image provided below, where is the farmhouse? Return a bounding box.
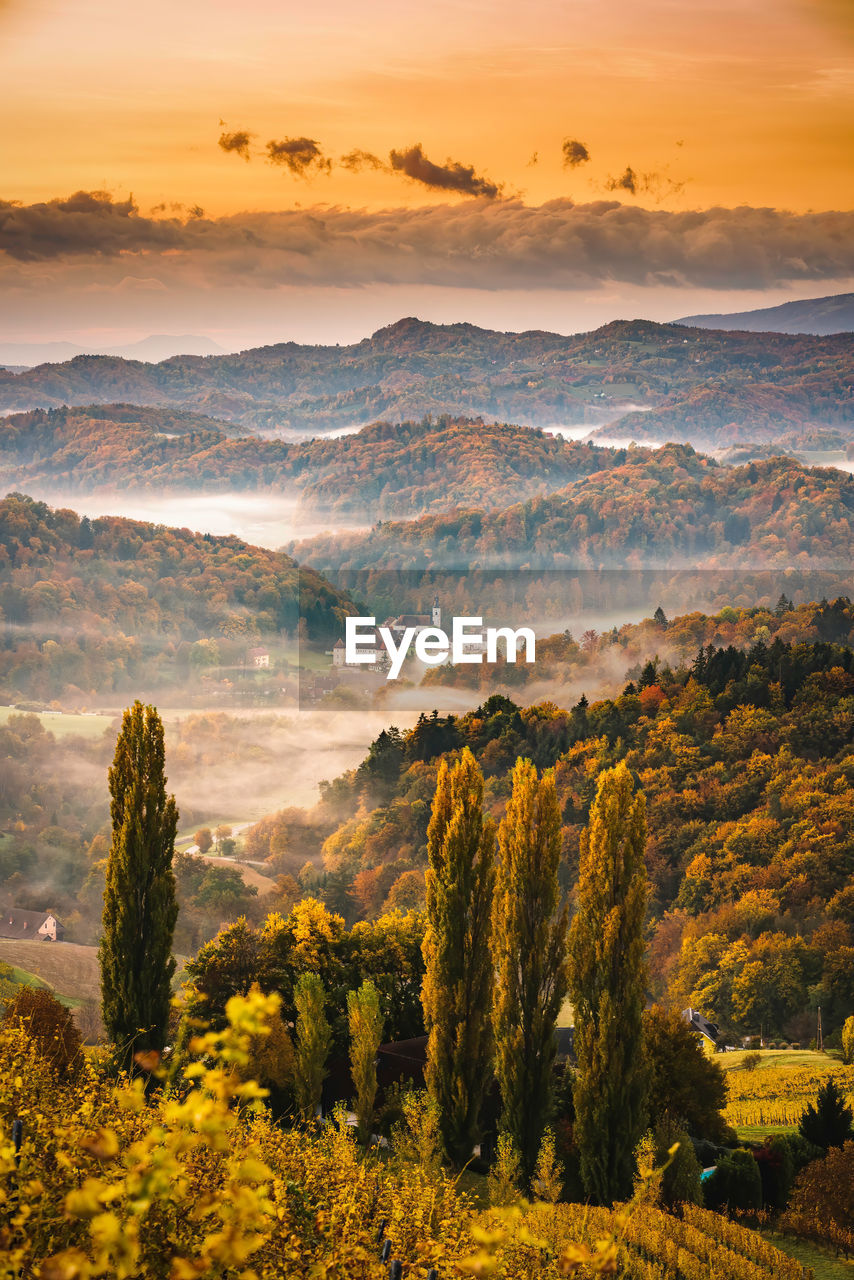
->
[0,908,65,942]
[682,1006,719,1046]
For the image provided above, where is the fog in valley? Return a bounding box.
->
[26,488,366,550]
[6,480,853,890]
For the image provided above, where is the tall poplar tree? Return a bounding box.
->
[293,971,332,1123]
[347,978,385,1146]
[100,701,179,1072]
[491,757,568,1185]
[422,748,496,1167]
[568,761,649,1205]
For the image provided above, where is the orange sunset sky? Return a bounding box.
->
[1,0,852,347]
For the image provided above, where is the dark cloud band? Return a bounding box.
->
[1,192,853,292]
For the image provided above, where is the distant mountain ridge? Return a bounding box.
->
[0,317,851,447]
[0,334,224,367]
[676,292,854,336]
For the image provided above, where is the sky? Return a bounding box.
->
[1,0,853,348]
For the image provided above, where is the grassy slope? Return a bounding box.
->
[0,706,116,739]
[0,939,100,1003]
[721,1050,841,1072]
[762,1233,854,1278]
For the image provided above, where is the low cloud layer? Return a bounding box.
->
[1,192,854,292]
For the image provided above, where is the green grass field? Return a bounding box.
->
[762,1232,854,1278]
[721,1049,841,1072]
[0,705,117,739]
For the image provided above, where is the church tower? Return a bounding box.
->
[432,595,441,627]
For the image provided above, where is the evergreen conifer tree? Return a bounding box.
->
[568,761,649,1204]
[799,1078,854,1150]
[491,757,568,1185]
[100,701,179,1072]
[422,748,496,1166]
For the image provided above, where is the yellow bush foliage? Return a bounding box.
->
[0,991,815,1279]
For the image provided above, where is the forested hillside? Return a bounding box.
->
[423,594,854,694]
[256,618,854,1042]
[0,317,851,445]
[0,410,625,517]
[292,444,854,570]
[0,494,354,701]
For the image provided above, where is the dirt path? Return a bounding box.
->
[187,852,277,894]
[181,822,277,894]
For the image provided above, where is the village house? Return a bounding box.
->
[0,908,65,942]
[248,646,271,669]
[682,1006,719,1047]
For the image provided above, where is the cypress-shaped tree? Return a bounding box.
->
[491,757,568,1185]
[293,971,332,1122]
[568,760,649,1204]
[100,701,179,1072]
[347,978,384,1146]
[422,748,496,1166]
[799,1078,854,1150]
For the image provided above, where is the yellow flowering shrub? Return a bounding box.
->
[0,991,814,1279]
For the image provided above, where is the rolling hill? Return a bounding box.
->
[0,493,355,702]
[677,291,854,336]
[0,317,851,448]
[0,409,628,517]
[290,444,854,571]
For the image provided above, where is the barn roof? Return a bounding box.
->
[682,1007,719,1042]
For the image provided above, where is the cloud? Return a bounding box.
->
[562,139,590,168]
[607,165,638,195]
[265,138,331,177]
[218,130,253,161]
[605,167,686,203]
[2,192,854,293]
[388,144,501,198]
[339,149,386,172]
[0,191,185,262]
